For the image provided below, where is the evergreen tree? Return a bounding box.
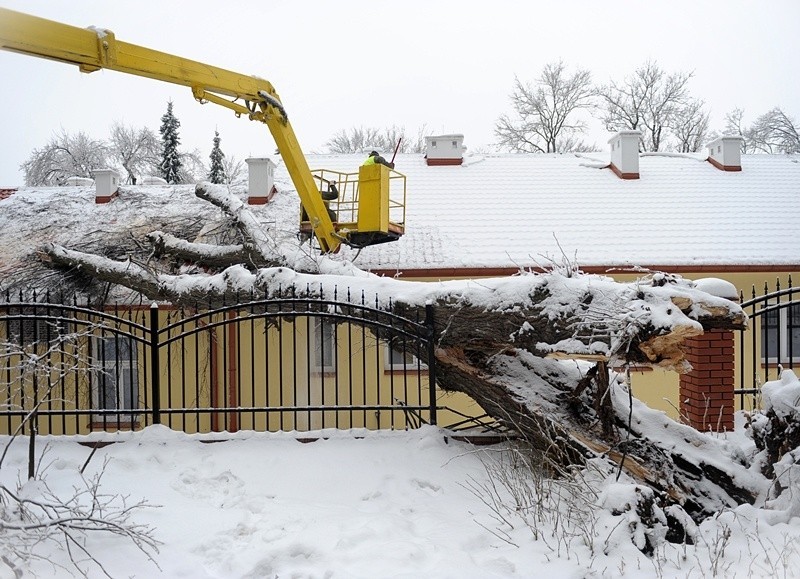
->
[207,130,226,184]
[159,100,183,184]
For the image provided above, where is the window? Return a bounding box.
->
[762,304,800,362]
[93,336,139,420]
[5,313,72,347]
[384,340,427,371]
[312,319,336,372]
[431,140,437,148]
[451,140,458,148]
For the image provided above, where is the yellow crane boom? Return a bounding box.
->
[0,7,405,253]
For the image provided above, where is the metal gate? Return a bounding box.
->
[0,289,439,435]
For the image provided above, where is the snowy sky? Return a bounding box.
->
[1,0,799,186]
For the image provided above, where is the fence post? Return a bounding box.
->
[149,303,161,425]
[425,304,437,426]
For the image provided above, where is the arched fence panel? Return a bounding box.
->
[0,289,440,435]
[0,293,151,436]
[737,278,799,411]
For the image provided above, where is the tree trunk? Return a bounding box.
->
[38,244,758,521]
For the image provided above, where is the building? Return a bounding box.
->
[1,137,798,434]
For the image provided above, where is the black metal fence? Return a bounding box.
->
[737,276,799,410]
[0,288,449,436]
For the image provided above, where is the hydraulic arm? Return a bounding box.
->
[0,7,383,253]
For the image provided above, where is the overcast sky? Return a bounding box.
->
[1,0,798,186]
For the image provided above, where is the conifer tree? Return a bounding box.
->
[159,100,183,184]
[207,130,226,184]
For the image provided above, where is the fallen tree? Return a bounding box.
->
[31,183,777,530]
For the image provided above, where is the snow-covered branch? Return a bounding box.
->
[0,461,160,577]
[38,245,746,367]
[146,231,252,269]
[194,183,295,267]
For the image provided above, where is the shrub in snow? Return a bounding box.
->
[597,482,668,555]
[749,369,800,478]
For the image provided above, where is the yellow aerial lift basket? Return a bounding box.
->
[301,164,406,249]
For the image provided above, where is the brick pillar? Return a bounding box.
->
[679,329,735,431]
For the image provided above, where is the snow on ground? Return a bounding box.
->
[2,423,800,578]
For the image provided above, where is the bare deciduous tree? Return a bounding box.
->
[109,123,160,185]
[21,130,110,186]
[671,98,711,153]
[177,149,205,184]
[724,108,753,153]
[747,107,799,154]
[597,60,694,152]
[495,61,595,153]
[724,107,800,154]
[325,125,427,155]
[221,154,245,185]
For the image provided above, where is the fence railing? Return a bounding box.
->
[737,276,799,410]
[0,289,452,436]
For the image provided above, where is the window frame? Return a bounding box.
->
[91,334,140,423]
[761,304,800,364]
[384,339,427,372]
[311,318,337,373]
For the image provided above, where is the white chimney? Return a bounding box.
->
[92,168,120,203]
[706,135,743,172]
[425,134,465,166]
[246,157,277,204]
[608,131,640,179]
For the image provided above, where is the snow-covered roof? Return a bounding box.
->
[1,152,798,286]
[297,152,800,273]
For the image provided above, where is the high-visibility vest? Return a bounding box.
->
[362,155,376,166]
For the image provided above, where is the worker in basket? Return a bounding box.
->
[301,178,338,225]
[363,150,394,169]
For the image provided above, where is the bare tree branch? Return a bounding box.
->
[21,130,109,186]
[598,60,695,152]
[109,123,160,185]
[495,61,595,153]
